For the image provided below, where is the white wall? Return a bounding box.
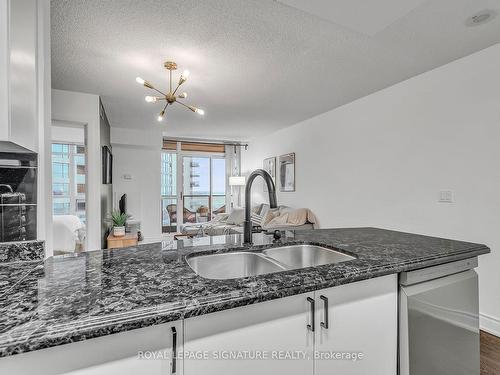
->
[37,0,52,254]
[111,127,163,243]
[51,124,85,144]
[51,89,102,252]
[242,43,500,336]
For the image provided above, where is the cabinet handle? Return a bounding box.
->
[171,327,177,375]
[320,295,329,329]
[307,297,315,332]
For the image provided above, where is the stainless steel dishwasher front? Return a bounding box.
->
[399,257,480,375]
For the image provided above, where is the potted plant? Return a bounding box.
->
[109,210,128,237]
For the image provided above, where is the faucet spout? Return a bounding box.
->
[244,169,277,244]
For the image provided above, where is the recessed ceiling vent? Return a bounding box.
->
[466,10,497,26]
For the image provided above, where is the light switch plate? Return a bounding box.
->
[438,190,454,203]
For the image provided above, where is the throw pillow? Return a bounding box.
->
[226,208,245,225]
[251,213,264,226]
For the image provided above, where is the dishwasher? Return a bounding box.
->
[399,257,480,375]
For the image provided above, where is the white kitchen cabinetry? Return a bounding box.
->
[183,292,315,375]
[0,321,182,375]
[0,0,38,151]
[1,276,397,375]
[184,274,397,375]
[315,274,398,375]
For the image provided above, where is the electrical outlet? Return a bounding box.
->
[438,190,454,203]
[123,174,132,180]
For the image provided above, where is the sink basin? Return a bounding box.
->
[187,245,355,280]
[263,245,355,269]
[186,252,286,280]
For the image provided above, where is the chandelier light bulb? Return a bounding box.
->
[157,110,165,122]
[195,108,205,115]
[178,92,187,99]
[136,77,145,85]
[179,70,190,85]
[145,96,157,103]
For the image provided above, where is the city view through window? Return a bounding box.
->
[52,143,86,223]
[161,153,226,233]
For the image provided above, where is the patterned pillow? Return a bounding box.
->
[261,207,280,227]
[251,213,264,226]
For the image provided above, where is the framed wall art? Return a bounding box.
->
[263,156,276,192]
[278,153,295,192]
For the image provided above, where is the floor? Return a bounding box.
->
[481,330,500,375]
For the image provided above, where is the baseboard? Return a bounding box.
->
[480,313,500,337]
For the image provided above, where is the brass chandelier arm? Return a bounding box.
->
[172,82,182,95]
[175,100,193,111]
[157,102,169,122]
[176,100,204,115]
[146,82,167,97]
[153,87,168,97]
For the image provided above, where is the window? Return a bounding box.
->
[52,143,70,156]
[53,200,70,215]
[211,158,226,215]
[52,143,86,223]
[76,199,86,212]
[52,162,69,179]
[161,141,231,233]
[182,156,226,224]
[52,183,69,196]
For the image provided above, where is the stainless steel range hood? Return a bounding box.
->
[0,141,37,154]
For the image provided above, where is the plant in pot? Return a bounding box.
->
[109,210,129,237]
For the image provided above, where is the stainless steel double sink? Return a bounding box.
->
[186,244,355,280]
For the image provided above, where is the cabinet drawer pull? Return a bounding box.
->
[307,297,315,332]
[171,327,177,375]
[320,295,329,329]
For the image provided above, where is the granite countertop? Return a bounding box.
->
[0,227,490,357]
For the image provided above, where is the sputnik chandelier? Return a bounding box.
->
[136,60,204,122]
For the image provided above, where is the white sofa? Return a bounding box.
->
[180,205,316,237]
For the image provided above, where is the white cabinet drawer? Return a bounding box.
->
[0,321,182,375]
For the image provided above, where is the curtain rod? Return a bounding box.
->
[163,138,248,151]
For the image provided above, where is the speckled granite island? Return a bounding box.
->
[0,228,490,375]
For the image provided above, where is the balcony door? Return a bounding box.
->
[161,149,227,233]
[182,156,226,225]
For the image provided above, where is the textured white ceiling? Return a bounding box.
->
[51,0,500,141]
[278,0,429,36]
